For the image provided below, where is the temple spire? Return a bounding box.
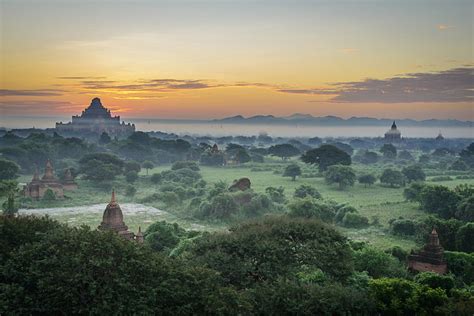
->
[111,189,116,204]
[32,165,39,181]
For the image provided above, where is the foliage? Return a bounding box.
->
[414,272,455,291]
[171,161,200,171]
[342,212,369,228]
[402,165,426,182]
[265,186,286,204]
[144,221,188,252]
[456,222,474,253]
[335,205,357,223]
[2,193,19,216]
[419,185,460,219]
[124,161,141,173]
[190,217,354,288]
[125,185,136,197]
[368,278,449,315]
[283,164,301,181]
[42,189,56,201]
[459,142,474,168]
[380,168,405,187]
[301,144,351,172]
[403,182,426,202]
[358,174,376,187]
[268,144,300,160]
[0,159,20,180]
[380,144,397,159]
[0,180,18,197]
[324,165,356,189]
[390,219,418,236]
[456,195,474,222]
[0,216,247,315]
[288,198,336,223]
[125,171,139,183]
[197,193,239,219]
[141,160,154,175]
[354,247,406,278]
[293,184,321,199]
[444,251,474,285]
[398,150,414,161]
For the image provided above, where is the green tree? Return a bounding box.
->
[419,185,459,219]
[342,213,369,228]
[324,165,356,189]
[358,174,376,187]
[0,180,18,197]
[283,164,301,181]
[403,182,426,202]
[124,161,141,173]
[265,186,286,203]
[171,161,200,171]
[234,149,251,164]
[190,217,354,287]
[402,165,426,182]
[301,144,351,172]
[414,272,455,291]
[2,193,18,216]
[125,171,139,183]
[354,247,406,278]
[380,144,397,159]
[459,142,474,168]
[141,160,154,175]
[268,144,300,160]
[0,159,20,180]
[456,222,474,253]
[380,169,405,187]
[456,195,474,222]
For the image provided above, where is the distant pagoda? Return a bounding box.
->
[56,97,135,137]
[98,190,143,243]
[23,160,77,199]
[384,121,402,142]
[408,228,447,274]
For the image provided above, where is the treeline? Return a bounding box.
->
[1,215,473,314]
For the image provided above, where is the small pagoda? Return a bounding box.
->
[98,190,144,243]
[408,228,447,274]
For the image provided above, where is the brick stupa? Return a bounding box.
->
[408,228,447,274]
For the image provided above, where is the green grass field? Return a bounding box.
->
[16,161,474,251]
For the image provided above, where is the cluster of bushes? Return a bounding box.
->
[404,183,473,221]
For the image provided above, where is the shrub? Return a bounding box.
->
[150,173,162,184]
[42,189,56,201]
[294,184,321,199]
[197,193,238,219]
[324,165,356,190]
[335,206,357,223]
[414,272,455,291]
[386,246,408,262]
[288,198,336,223]
[444,251,474,284]
[342,213,369,228]
[171,161,200,171]
[125,171,139,183]
[354,247,406,278]
[390,219,418,236]
[358,174,376,187]
[456,195,474,222]
[403,182,426,202]
[125,185,136,197]
[265,186,286,204]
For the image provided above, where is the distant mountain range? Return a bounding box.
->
[210,114,473,127]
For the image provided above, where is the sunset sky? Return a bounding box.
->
[1,0,472,120]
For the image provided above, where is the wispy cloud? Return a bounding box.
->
[57,76,107,80]
[338,48,359,54]
[279,67,474,103]
[0,89,65,96]
[437,24,455,31]
[0,100,79,113]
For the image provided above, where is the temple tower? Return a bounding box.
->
[408,228,448,274]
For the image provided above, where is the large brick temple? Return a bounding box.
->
[56,97,135,137]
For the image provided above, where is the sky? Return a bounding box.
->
[0,0,473,120]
